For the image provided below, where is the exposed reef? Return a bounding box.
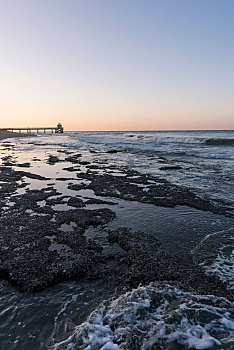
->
[0,151,233,299]
[85,171,232,217]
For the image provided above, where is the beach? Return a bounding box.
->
[0,130,32,141]
[0,131,233,349]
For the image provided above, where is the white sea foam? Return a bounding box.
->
[201,243,234,290]
[192,229,234,291]
[53,283,234,350]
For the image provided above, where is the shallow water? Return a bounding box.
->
[0,278,126,350]
[108,201,234,258]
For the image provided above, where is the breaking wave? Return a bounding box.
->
[125,134,234,148]
[205,138,234,146]
[53,283,234,350]
[126,134,203,144]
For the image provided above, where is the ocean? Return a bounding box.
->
[0,130,233,349]
[68,130,234,205]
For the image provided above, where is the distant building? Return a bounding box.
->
[56,123,64,133]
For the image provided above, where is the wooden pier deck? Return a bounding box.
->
[0,124,64,134]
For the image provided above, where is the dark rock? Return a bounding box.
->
[17,162,31,168]
[63,166,80,172]
[47,155,62,165]
[85,198,117,206]
[67,197,85,208]
[106,150,121,154]
[65,154,82,163]
[68,183,85,191]
[86,164,102,169]
[107,227,233,300]
[15,171,49,180]
[159,166,182,170]
[57,150,73,154]
[108,227,179,287]
[0,205,116,292]
[86,173,231,216]
[55,208,116,228]
[79,161,90,165]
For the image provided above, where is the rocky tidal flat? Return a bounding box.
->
[0,136,233,349]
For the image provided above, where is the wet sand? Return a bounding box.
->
[0,130,33,141]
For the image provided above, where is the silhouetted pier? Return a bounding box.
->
[0,123,64,134]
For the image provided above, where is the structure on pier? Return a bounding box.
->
[55,123,64,133]
[0,123,64,134]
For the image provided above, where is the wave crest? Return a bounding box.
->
[205,138,234,146]
[53,283,234,350]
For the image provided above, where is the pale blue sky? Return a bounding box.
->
[0,0,234,130]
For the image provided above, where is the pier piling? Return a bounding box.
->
[0,123,64,134]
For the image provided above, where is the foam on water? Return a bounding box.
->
[53,283,234,350]
[202,246,234,290]
[192,229,234,291]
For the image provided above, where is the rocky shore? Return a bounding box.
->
[0,141,233,301]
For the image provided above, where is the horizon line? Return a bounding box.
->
[64,129,234,132]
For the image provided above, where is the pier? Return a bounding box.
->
[0,123,64,134]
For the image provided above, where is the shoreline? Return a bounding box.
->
[0,135,233,349]
[0,130,34,141]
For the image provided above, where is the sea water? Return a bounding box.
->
[0,130,233,349]
[68,130,234,205]
[12,129,233,204]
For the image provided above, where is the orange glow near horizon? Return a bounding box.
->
[0,1,234,132]
[1,110,233,131]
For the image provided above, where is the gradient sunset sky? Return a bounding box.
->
[0,0,234,131]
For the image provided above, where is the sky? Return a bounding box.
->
[0,0,234,131]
